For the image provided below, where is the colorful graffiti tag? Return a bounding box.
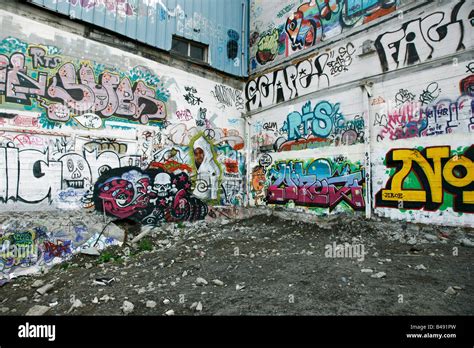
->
[281,100,364,149]
[266,158,365,211]
[94,167,208,224]
[375,145,474,213]
[375,1,471,72]
[0,134,140,206]
[250,0,399,71]
[0,38,168,128]
[0,224,120,278]
[374,95,474,141]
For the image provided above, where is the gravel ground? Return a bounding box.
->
[0,214,473,316]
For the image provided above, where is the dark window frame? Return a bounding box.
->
[171,36,208,63]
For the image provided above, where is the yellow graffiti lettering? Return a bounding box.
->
[381,147,450,203]
[443,155,473,188]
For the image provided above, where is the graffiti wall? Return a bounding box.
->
[248,86,367,215]
[250,87,365,154]
[249,0,405,73]
[0,219,122,279]
[372,136,473,227]
[370,56,473,227]
[0,11,246,218]
[249,143,366,216]
[247,1,473,226]
[246,0,473,112]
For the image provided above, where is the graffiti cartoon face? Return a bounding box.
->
[153,172,172,197]
[251,166,266,191]
[59,154,91,189]
[285,1,321,50]
[98,178,136,218]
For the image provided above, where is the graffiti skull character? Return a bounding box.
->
[153,172,172,197]
[59,153,92,189]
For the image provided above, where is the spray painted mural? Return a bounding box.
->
[0,223,121,279]
[375,145,473,213]
[0,131,140,209]
[0,37,168,129]
[250,89,365,154]
[0,11,246,219]
[94,167,208,224]
[250,0,402,72]
[247,1,473,112]
[370,58,473,226]
[374,0,472,72]
[370,58,474,142]
[250,153,366,215]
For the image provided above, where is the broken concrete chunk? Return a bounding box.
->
[196,277,208,286]
[415,264,427,270]
[146,300,157,308]
[36,283,54,295]
[371,272,386,279]
[31,280,44,288]
[212,279,224,286]
[81,247,100,256]
[122,300,134,315]
[25,305,50,316]
[460,238,474,248]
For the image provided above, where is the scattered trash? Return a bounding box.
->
[196,301,203,312]
[444,287,456,295]
[81,247,100,256]
[93,277,115,286]
[165,309,174,316]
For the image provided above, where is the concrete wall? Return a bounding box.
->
[247,0,474,227]
[0,10,246,223]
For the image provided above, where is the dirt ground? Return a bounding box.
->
[0,213,473,316]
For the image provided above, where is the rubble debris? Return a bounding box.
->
[371,272,386,279]
[196,277,208,286]
[26,305,50,316]
[122,300,134,315]
[36,283,54,295]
